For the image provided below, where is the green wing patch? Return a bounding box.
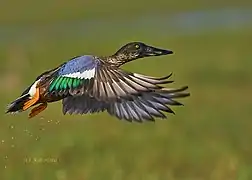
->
[49,77,82,92]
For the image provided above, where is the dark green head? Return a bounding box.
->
[112,42,173,65]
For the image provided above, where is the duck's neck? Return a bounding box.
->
[105,53,137,67]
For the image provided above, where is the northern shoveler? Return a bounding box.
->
[6,42,190,122]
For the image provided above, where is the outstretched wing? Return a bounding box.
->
[46,55,173,102]
[62,73,190,122]
[106,86,189,122]
[88,64,173,101]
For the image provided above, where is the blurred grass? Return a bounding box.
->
[1,1,252,180]
[1,0,251,24]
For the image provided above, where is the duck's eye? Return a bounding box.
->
[135,44,140,49]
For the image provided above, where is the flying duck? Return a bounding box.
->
[6,42,190,122]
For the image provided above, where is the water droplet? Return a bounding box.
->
[1,140,5,143]
[55,120,60,125]
[4,156,8,169]
[9,125,14,129]
[40,117,44,120]
[35,136,40,141]
[11,137,14,140]
[11,144,15,148]
[24,129,33,137]
[47,120,52,123]
[39,123,45,131]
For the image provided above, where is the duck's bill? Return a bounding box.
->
[145,46,173,56]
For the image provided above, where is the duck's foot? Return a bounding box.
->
[29,103,48,118]
[23,88,40,111]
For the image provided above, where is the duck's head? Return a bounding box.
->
[112,42,173,65]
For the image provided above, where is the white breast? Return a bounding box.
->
[28,80,40,97]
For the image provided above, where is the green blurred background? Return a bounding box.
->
[1,1,252,179]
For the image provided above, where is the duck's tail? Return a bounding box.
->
[6,94,31,114]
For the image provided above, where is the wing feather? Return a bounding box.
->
[62,83,190,122]
[86,63,172,101]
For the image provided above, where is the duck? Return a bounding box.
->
[6,42,190,122]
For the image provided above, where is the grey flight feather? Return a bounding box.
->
[62,86,189,122]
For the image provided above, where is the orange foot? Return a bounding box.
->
[23,88,40,111]
[29,103,48,118]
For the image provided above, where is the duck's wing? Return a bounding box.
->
[62,95,108,114]
[106,86,189,122]
[46,56,173,101]
[87,63,174,102]
[62,85,190,122]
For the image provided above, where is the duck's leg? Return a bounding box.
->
[29,103,48,118]
[23,88,40,111]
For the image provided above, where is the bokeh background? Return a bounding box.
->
[0,1,252,180]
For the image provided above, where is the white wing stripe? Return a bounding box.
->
[63,68,95,79]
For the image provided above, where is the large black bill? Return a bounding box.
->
[145,46,173,56]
